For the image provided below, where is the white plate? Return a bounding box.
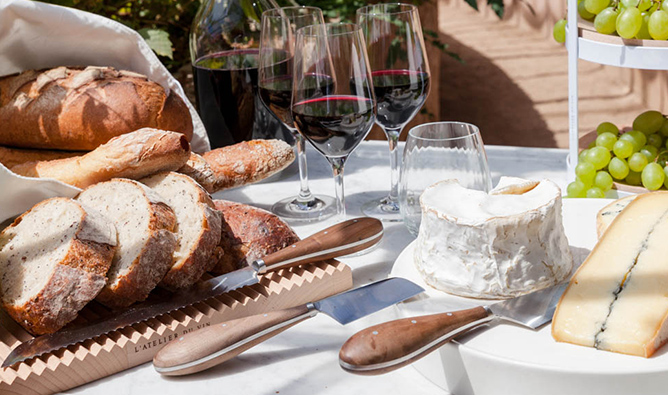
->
[391,198,668,395]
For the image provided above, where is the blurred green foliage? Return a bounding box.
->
[38,0,504,71]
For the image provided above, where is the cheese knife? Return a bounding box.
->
[153,277,424,376]
[339,281,568,375]
[2,217,384,368]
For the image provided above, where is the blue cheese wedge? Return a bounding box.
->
[553,191,668,357]
[595,195,637,238]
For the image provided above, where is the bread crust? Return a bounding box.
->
[0,146,81,168]
[11,128,191,188]
[0,66,193,150]
[212,200,299,275]
[77,179,177,309]
[0,198,116,335]
[178,140,295,193]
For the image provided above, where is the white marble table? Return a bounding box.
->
[61,141,569,395]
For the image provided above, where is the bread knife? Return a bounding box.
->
[339,281,568,375]
[152,277,424,376]
[2,217,384,368]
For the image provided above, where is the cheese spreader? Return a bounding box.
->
[2,217,384,368]
[153,277,424,376]
[339,281,568,375]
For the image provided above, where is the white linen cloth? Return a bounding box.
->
[0,0,209,222]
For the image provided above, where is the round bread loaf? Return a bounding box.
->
[0,66,193,150]
[0,197,117,335]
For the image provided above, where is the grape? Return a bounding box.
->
[621,0,638,7]
[588,141,596,149]
[637,12,652,39]
[664,166,668,189]
[567,180,587,198]
[620,133,642,151]
[594,171,614,191]
[613,139,634,158]
[642,163,665,190]
[633,110,665,134]
[649,10,668,40]
[596,132,617,150]
[585,0,611,14]
[553,19,567,43]
[626,170,642,185]
[596,121,619,135]
[576,161,597,185]
[641,145,659,161]
[629,152,649,172]
[586,187,605,198]
[579,0,596,19]
[660,117,668,137]
[617,7,643,39]
[609,157,630,179]
[627,130,648,149]
[639,0,653,11]
[586,146,612,170]
[648,133,663,149]
[579,149,589,163]
[663,0,668,10]
[595,7,620,34]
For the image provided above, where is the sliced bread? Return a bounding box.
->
[77,179,177,308]
[212,200,299,275]
[141,172,223,290]
[0,197,117,335]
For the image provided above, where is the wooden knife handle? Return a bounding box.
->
[338,306,493,375]
[153,304,316,376]
[258,217,383,273]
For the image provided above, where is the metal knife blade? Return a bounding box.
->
[2,217,384,368]
[152,277,424,376]
[488,282,568,329]
[315,277,424,325]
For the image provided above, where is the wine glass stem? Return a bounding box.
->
[329,156,347,218]
[293,130,315,203]
[385,126,403,204]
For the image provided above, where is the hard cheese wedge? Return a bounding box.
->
[595,195,637,238]
[553,191,668,357]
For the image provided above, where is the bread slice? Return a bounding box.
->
[212,200,299,275]
[0,197,117,335]
[77,179,177,308]
[141,172,223,290]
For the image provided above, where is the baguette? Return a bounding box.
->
[77,179,177,308]
[0,66,193,150]
[0,146,81,168]
[212,200,299,275]
[141,172,223,290]
[0,197,117,334]
[178,139,294,193]
[10,128,191,188]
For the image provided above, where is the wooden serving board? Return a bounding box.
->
[0,260,352,395]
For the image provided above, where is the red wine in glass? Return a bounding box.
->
[259,73,335,127]
[372,70,430,129]
[293,95,375,158]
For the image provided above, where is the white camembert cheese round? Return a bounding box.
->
[414,177,573,299]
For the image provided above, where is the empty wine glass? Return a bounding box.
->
[292,23,376,218]
[357,3,431,222]
[259,7,336,222]
[399,122,492,236]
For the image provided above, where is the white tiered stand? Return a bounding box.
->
[566,0,668,182]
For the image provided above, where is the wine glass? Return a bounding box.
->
[399,122,492,236]
[292,23,376,218]
[259,7,336,222]
[356,3,431,222]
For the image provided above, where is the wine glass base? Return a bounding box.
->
[361,196,403,222]
[272,194,337,222]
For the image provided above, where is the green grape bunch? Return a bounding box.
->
[553,0,668,43]
[567,110,668,198]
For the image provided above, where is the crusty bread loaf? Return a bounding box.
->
[0,197,117,335]
[0,146,81,168]
[178,140,295,193]
[11,128,191,188]
[141,172,223,290]
[77,179,177,308]
[212,200,299,275]
[0,66,193,150]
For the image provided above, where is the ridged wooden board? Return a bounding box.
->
[0,260,352,395]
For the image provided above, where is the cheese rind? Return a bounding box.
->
[595,195,637,238]
[552,191,668,357]
[414,177,573,299]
